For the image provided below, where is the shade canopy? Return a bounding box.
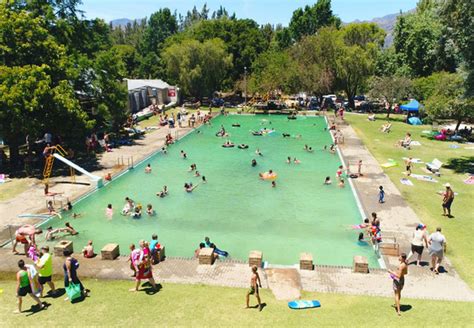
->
[401,99,421,112]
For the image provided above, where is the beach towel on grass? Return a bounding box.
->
[410,141,421,146]
[400,178,414,186]
[464,176,474,185]
[410,174,438,183]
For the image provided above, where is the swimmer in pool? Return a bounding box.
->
[293,158,300,164]
[145,164,152,173]
[106,204,113,217]
[189,163,196,171]
[195,171,201,177]
[184,182,198,192]
[339,178,345,188]
[251,159,257,167]
[324,177,332,185]
[286,156,291,164]
[282,133,290,138]
[271,181,276,188]
[146,204,155,216]
[161,146,167,154]
[180,150,187,159]
[255,148,263,156]
[358,232,369,245]
[157,185,168,198]
[202,176,207,183]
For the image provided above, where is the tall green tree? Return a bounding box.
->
[162,38,232,99]
[288,0,341,42]
[422,72,473,131]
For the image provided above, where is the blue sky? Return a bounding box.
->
[79,0,417,25]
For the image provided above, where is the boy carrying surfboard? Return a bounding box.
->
[245,265,262,311]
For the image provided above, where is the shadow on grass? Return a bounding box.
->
[140,282,162,295]
[24,301,51,316]
[400,304,413,312]
[44,288,65,299]
[445,156,474,174]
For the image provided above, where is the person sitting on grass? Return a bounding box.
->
[397,133,411,147]
[82,240,95,258]
[15,259,44,314]
[380,121,392,133]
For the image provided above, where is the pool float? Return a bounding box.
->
[222,143,235,148]
[435,133,447,141]
[238,144,249,149]
[287,116,297,120]
[259,172,278,180]
[381,160,397,168]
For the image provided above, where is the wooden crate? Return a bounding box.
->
[300,253,314,270]
[249,250,263,267]
[199,248,214,265]
[101,243,120,260]
[54,240,73,257]
[353,256,369,273]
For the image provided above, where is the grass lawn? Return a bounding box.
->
[0,276,472,327]
[0,178,34,202]
[346,113,474,288]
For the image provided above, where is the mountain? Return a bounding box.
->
[351,9,415,47]
[110,18,133,28]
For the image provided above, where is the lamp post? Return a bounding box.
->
[244,66,247,106]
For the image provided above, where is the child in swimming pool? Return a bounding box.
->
[202,176,206,183]
[146,204,155,216]
[251,159,257,167]
[293,158,300,164]
[106,204,113,217]
[339,179,345,188]
[286,156,291,164]
[324,177,332,185]
[195,171,200,177]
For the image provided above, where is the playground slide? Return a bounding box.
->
[52,153,103,187]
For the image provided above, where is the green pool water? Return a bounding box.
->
[42,115,380,267]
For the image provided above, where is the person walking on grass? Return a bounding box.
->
[378,186,385,203]
[429,227,446,274]
[35,246,56,297]
[388,253,408,316]
[15,260,44,313]
[441,183,454,218]
[245,265,262,311]
[63,249,89,299]
[130,240,157,292]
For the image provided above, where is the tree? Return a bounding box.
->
[423,72,474,131]
[162,38,232,99]
[288,0,341,42]
[393,5,456,77]
[141,8,178,54]
[92,49,128,132]
[188,18,269,84]
[440,0,474,96]
[369,76,412,117]
[0,3,92,166]
[291,28,340,95]
[336,24,385,108]
[248,50,299,94]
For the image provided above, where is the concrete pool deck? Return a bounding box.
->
[1,112,473,302]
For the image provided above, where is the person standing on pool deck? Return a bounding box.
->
[388,253,408,316]
[245,265,262,311]
[378,186,385,203]
[63,249,89,299]
[35,246,56,297]
[441,183,454,218]
[15,260,44,313]
[428,227,446,274]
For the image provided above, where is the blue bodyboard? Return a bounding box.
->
[288,300,321,309]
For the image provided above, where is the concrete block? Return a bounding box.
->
[300,252,314,270]
[101,243,120,260]
[199,248,214,265]
[54,240,73,257]
[353,255,369,273]
[249,250,263,267]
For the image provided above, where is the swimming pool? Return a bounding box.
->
[42,115,380,267]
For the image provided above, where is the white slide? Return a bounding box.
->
[53,153,103,187]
